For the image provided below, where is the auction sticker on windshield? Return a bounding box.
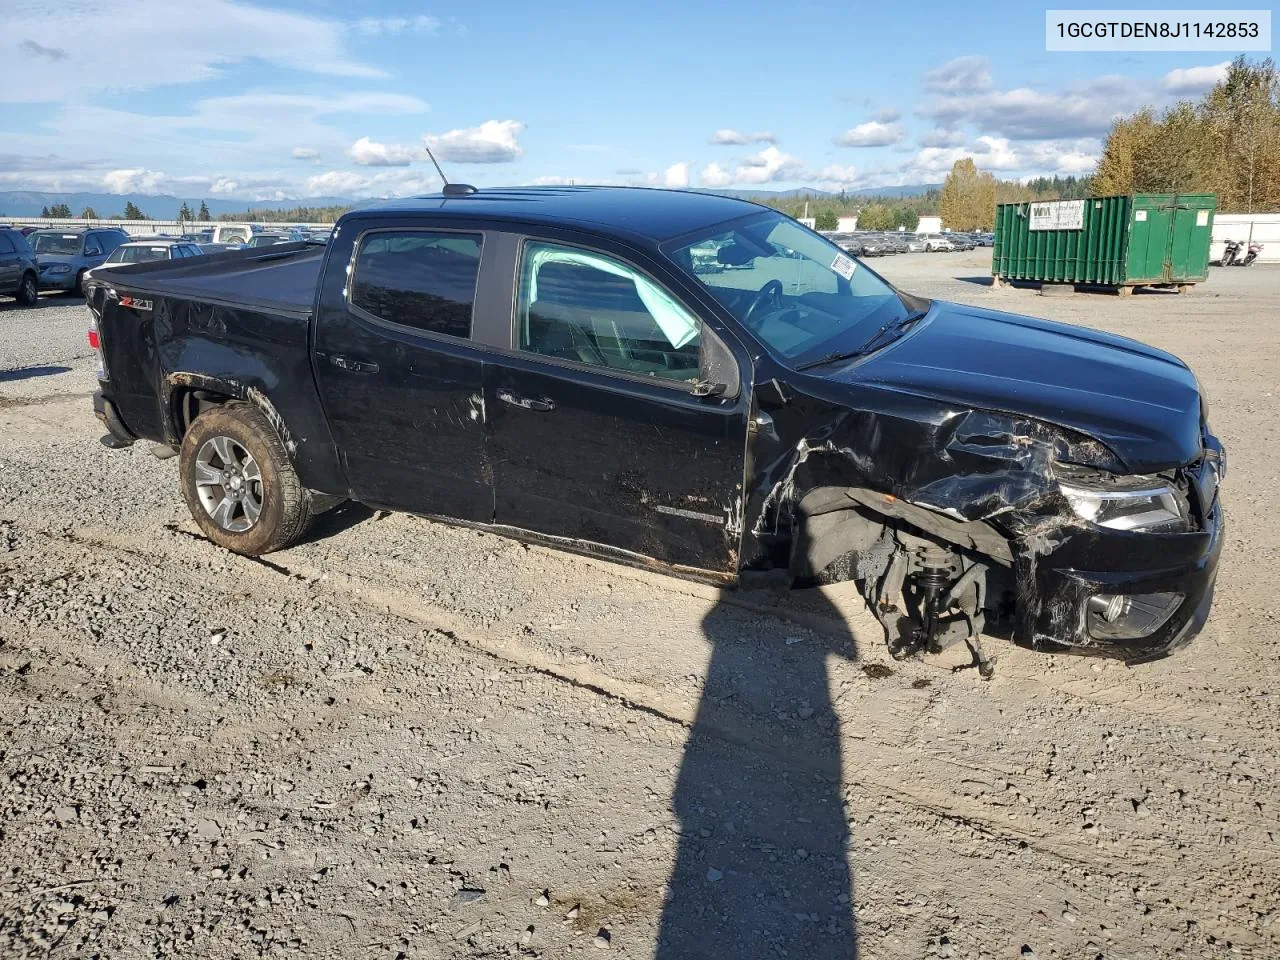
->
[830,253,857,280]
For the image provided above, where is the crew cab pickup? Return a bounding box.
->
[88,187,1224,673]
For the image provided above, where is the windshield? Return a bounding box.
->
[30,233,83,256]
[107,245,170,263]
[667,212,906,365]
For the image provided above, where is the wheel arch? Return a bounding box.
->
[163,373,297,458]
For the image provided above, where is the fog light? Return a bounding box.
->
[1087,592,1183,640]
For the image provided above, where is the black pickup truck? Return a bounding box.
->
[88,186,1224,673]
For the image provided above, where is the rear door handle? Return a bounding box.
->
[330,355,379,374]
[497,389,555,412]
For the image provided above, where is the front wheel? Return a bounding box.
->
[16,272,37,306]
[179,402,312,555]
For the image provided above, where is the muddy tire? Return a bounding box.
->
[179,402,312,555]
[15,271,37,306]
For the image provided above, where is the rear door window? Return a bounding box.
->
[0,233,14,255]
[350,230,482,340]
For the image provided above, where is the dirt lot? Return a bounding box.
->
[1,255,1277,959]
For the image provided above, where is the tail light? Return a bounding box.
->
[89,315,106,380]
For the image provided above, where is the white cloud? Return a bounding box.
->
[835,120,906,147]
[291,147,319,160]
[354,15,440,35]
[920,75,1144,140]
[1163,61,1230,95]
[425,120,524,163]
[102,168,170,194]
[895,136,1102,182]
[303,169,441,198]
[5,0,382,103]
[348,136,422,166]
[698,146,803,187]
[708,129,778,146]
[874,108,901,123]
[922,55,992,94]
[663,161,690,189]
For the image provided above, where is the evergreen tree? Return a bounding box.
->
[814,209,838,231]
[123,201,147,220]
[40,205,51,218]
[178,201,194,222]
[198,200,211,220]
[80,207,98,219]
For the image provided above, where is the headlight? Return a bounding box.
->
[1059,476,1188,532]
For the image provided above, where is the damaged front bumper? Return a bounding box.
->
[1018,446,1224,664]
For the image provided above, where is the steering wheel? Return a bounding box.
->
[742,279,784,330]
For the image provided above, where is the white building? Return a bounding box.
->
[836,216,858,232]
[915,215,942,234]
[797,217,816,229]
[1212,212,1280,263]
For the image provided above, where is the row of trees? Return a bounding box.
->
[36,200,215,221]
[214,204,352,223]
[749,171,1092,233]
[1093,56,1279,211]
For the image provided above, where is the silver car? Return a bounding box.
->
[82,239,204,294]
[29,228,130,293]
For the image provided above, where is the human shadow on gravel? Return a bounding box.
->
[0,365,72,382]
[656,588,859,959]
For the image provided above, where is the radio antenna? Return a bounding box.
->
[423,142,449,186]
[424,142,478,197]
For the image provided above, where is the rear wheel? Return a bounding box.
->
[15,272,37,306]
[179,402,312,555]
[67,270,85,297]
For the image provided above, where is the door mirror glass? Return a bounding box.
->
[85,246,102,257]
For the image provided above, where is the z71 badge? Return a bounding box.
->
[118,296,153,311]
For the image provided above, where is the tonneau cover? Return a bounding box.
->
[97,242,325,318]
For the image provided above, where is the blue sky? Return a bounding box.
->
[1,0,1259,200]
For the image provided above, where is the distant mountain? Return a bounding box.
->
[0,191,358,220]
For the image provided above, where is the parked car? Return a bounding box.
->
[825,233,864,257]
[919,234,954,252]
[87,186,1224,674]
[948,234,976,252]
[204,223,259,245]
[28,227,129,293]
[904,237,927,253]
[879,233,909,255]
[243,233,292,248]
[83,238,203,283]
[0,226,39,306]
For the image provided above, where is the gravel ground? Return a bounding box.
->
[1,256,1278,959]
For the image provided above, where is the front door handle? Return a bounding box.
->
[330,355,379,374]
[497,389,555,412]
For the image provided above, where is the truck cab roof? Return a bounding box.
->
[353,186,767,243]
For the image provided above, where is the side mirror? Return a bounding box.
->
[716,242,757,267]
[691,379,726,398]
[695,326,741,400]
[85,246,102,257]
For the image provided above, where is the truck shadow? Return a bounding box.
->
[656,587,859,959]
[0,365,72,382]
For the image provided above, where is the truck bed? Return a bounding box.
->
[95,242,326,319]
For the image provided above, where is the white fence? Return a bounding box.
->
[1211,213,1280,264]
[0,217,335,238]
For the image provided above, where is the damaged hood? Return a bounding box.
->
[838,301,1204,472]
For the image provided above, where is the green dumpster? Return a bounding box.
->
[992,193,1217,294]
